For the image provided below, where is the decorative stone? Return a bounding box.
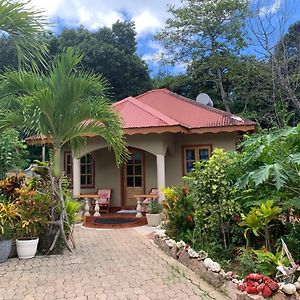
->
[189,259,207,275]
[198,250,208,260]
[165,239,176,248]
[295,282,300,290]
[170,244,178,259]
[203,258,221,273]
[281,283,296,295]
[154,229,166,238]
[188,247,199,258]
[204,268,225,288]
[271,290,288,300]
[178,249,190,267]
[176,240,186,249]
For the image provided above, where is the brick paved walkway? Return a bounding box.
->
[0,226,227,300]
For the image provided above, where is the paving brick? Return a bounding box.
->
[0,227,227,300]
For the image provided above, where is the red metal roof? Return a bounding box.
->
[113,89,256,133]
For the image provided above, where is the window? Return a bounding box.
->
[64,152,95,188]
[182,145,211,175]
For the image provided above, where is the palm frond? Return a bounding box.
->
[0,0,49,69]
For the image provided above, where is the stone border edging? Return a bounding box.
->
[153,231,299,300]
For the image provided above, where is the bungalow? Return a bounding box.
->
[61,88,255,209]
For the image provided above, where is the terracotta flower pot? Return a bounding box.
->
[16,238,39,259]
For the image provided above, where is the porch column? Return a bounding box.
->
[156,154,166,202]
[73,158,81,197]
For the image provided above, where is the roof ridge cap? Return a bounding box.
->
[167,90,255,125]
[135,88,170,99]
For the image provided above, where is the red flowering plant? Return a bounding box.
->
[162,186,196,243]
[0,173,26,202]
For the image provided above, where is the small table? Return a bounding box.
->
[134,194,159,218]
[79,194,101,216]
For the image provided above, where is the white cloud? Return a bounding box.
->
[259,0,283,16]
[28,0,181,33]
[133,11,161,35]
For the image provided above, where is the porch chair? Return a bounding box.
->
[142,188,159,213]
[97,189,112,214]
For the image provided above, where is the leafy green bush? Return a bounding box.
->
[186,148,241,250]
[0,129,28,179]
[163,186,195,243]
[280,223,300,262]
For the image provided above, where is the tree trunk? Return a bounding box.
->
[216,66,231,113]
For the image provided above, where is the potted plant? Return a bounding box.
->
[15,193,49,259]
[0,202,19,263]
[16,217,43,259]
[146,200,163,227]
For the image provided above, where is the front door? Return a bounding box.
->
[123,149,145,207]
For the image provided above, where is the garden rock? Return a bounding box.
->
[176,240,186,249]
[204,268,225,288]
[165,238,176,248]
[188,247,199,258]
[198,250,208,260]
[203,257,221,273]
[281,284,296,295]
[170,244,178,259]
[271,291,287,300]
[178,249,190,267]
[294,282,300,290]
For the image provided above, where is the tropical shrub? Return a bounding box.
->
[163,186,195,243]
[15,191,51,239]
[0,129,28,179]
[239,200,282,250]
[186,149,241,250]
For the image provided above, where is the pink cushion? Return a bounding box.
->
[99,198,108,205]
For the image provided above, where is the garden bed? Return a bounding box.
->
[153,229,300,300]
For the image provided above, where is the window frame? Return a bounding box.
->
[182,144,212,175]
[64,151,95,189]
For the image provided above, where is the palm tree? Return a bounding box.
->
[0,0,48,68]
[0,48,128,251]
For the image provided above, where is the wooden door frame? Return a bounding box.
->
[120,147,146,209]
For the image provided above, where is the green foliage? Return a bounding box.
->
[186,149,240,249]
[148,200,162,214]
[64,198,81,234]
[163,186,195,243]
[47,22,151,101]
[237,249,261,278]
[237,126,300,207]
[0,129,28,178]
[240,200,282,250]
[0,201,20,240]
[0,0,48,69]
[253,249,288,276]
[15,191,51,239]
[280,224,300,262]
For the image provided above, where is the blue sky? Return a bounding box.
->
[29,0,300,76]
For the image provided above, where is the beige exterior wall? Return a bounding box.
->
[64,131,238,207]
[165,132,238,187]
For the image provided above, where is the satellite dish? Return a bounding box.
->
[196,93,214,107]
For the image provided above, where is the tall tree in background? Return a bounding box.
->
[249,2,300,123]
[156,0,249,112]
[48,21,152,101]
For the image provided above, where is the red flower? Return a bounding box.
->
[186,215,193,222]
